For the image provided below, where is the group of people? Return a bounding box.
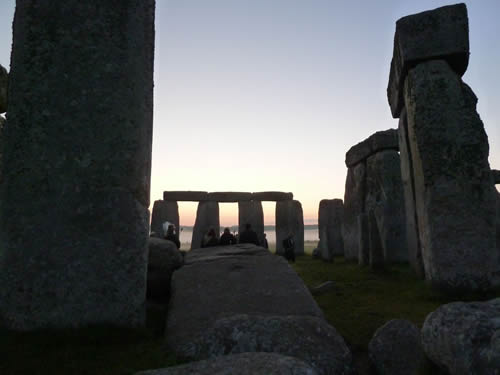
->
[201,223,268,249]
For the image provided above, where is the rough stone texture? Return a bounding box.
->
[492,170,500,185]
[177,314,355,375]
[318,199,344,262]
[365,150,408,263]
[318,200,333,262]
[357,213,369,266]
[191,201,220,250]
[368,210,384,271]
[134,352,319,375]
[404,59,499,291]
[388,3,469,118]
[208,191,252,202]
[147,238,183,301]
[166,245,324,351]
[310,281,337,296]
[345,129,399,168]
[275,200,304,255]
[421,298,500,375]
[369,319,425,375]
[343,162,366,261]
[0,64,7,113]
[497,192,500,280]
[150,200,179,238]
[163,191,208,202]
[398,108,424,278]
[238,200,265,246]
[0,1,155,330]
[252,191,293,201]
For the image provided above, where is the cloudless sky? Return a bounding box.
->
[0,1,499,226]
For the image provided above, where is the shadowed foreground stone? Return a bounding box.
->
[0,64,7,113]
[276,200,304,255]
[191,201,219,250]
[238,200,265,245]
[147,238,183,301]
[150,200,179,238]
[492,170,500,185]
[177,314,355,375]
[343,162,366,260]
[0,0,155,329]
[345,129,399,168]
[134,352,319,375]
[421,298,500,375]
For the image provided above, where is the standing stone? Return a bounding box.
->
[318,200,333,262]
[357,213,369,266]
[238,200,265,246]
[276,200,304,255]
[0,0,155,330]
[151,200,179,238]
[319,199,344,262]
[0,64,7,113]
[343,162,366,261]
[369,210,384,271]
[404,59,499,291]
[398,108,424,278]
[365,150,408,263]
[191,201,220,250]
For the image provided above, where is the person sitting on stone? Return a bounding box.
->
[219,227,236,246]
[283,232,295,263]
[262,232,269,249]
[238,223,260,246]
[164,224,180,249]
[201,227,219,248]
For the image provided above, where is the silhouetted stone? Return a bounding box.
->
[398,108,424,278]
[369,319,425,375]
[147,238,183,301]
[345,129,399,168]
[365,150,407,263]
[163,191,209,201]
[492,169,500,185]
[318,199,344,262]
[238,200,265,246]
[357,213,369,266]
[276,200,304,255]
[208,192,252,202]
[343,162,366,261]
[421,298,500,375]
[388,3,469,118]
[369,210,384,271]
[191,201,220,250]
[0,64,7,113]
[252,191,293,201]
[0,0,154,329]
[150,200,179,238]
[404,59,499,291]
[134,352,320,375]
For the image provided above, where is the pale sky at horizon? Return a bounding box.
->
[1,1,499,226]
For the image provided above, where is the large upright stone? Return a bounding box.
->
[388,3,469,118]
[318,199,344,262]
[357,213,369,266]
[191,201,220,250]
[0,64,7,113]
[275,200,304,255]
[238,200,265,246]
[150,200,179,238]
[343,162,366,261]
[0,0,155,330]
[365,150,408,263]
[404,59,499,291]
[345,129,399,168]
[368,209,384,270]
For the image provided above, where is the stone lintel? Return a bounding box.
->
[345,129,399,168]
[163,191,209,201]
[208,192,253,202]
[251,191,293,201]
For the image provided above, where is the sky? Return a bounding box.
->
[0,1,499,226]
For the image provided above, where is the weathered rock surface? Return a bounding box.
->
[163,191,208,201]
[368,209,384,271]
[357,213,369,266]
[150,200,179,238]
[191,201,220,250]
[276,200,304,255]
[421,298,500,375]
[208,192,252,202]
[369,319,425,375]
[134,352,319,375]
[147,238,183,301]
[252,191,293,201]
[0,1,154,329]
[345,129,399,168]
[318,199,344,262]
[310,281,337,296]
[343,162,366,261]
[238,200,265,246]
[404,59,499,291]
[388,3,469,118]
[177,314,355,375]
[166,244,324,352]
[0,64,7,113]
[365,150,407,263]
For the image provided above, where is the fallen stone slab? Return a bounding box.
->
[251,191,293,201]
[208,191,252,202]
[150,200,179,238]
[166,245,324,352]
[163,191,209,201]
[387,3,469,118]
[369,319,425,375]
[147,238,183,301]
[421,298,500,375]
[0,64,7,113]
[134,352,319,375]
[177,314,355,375]
[345,129,399,168]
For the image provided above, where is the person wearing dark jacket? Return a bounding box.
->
[219,227,237,246]
[165,224,181,249]
[238,223,260,246]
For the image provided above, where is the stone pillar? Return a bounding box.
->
[369,210,384,271]
[358,213,369,266]
[191,201,220,250]
[276,200,304,255]
[318,200,333,262]
[0,64,7,113]
[151,200,180,238]
[238,200,264,246]
[318,199,344,262]
[0,0,155,330]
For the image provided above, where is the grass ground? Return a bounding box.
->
[1,242,498,374]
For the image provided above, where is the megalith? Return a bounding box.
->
[357,213,369,266]
[343,162,366,261]
[151,200,179,238]
[276,200,304,255]
[368,210,384,271]
[0,64,7,113]
[238,200,265,246]
[0,1,155,330]
[191,201,220,250]
[318,199,344,262]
